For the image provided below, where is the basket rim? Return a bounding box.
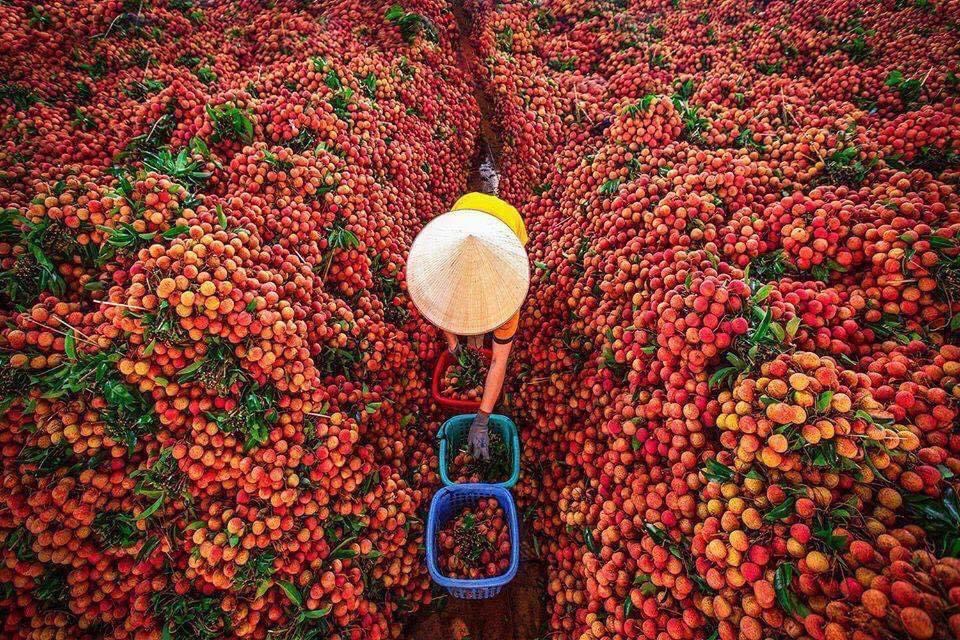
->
[425,484,521,590]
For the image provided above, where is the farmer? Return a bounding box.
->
[406,192,529,460]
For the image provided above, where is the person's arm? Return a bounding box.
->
[467,339,513,460]
[479,339,511,414]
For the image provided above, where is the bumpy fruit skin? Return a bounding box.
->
[3,0,960,639]
[440,348,487,401]
[900,607,935,640]
[436,498,511,579]
[0,1,480,639]
[464,0,960,639]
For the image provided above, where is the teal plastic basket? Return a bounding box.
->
[437,414,520,488]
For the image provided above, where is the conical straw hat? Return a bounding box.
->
[407,209,529,336]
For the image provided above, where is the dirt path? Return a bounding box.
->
[405,7,547,638]
[452,0,503,194]
[405,561,547,639]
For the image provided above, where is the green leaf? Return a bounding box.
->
[774,563,810,617]
[161,225,189,239]
[361,73,377,98]
[177,359,205,379]
[300,605,333,619]
[599,178,622,196]
[255,579,273,599]
[708,366,736,389]
[216,204,227,229]
[751,308,773,344]
[752,284,773,303]
[885,69,905,87]
[136,535,160,563]
[726,352,746,370]
[825,259,847,273]
[929,235,954,249]
[786,315,801,339]
[277,580,303,608]
[384,5,405,21]
[903,487,960,557]
[136,495,164,521]
[184,520,205,531]
[189,136,211,159]
[816,390,834,413]
[763,496,796,522]
[769,322,785,342]
[583,527,597,554]
[704,459,734,483]
[644,523,669,545]
[64,330,77,360]
[143,339,156,357]
[329,536,357,560]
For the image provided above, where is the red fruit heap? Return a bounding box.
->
[436,497,511,580]
[3,0,960,639]
[440,346,487,401]
[465,0,960,639]
[0,1,477,639]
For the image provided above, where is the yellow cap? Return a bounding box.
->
[452,192,528,246]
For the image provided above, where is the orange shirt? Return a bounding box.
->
[493,311,520,344]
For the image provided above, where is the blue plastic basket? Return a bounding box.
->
[437,414,521,488]
[425,484,520,599]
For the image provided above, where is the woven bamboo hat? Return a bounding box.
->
[407,209,529,336]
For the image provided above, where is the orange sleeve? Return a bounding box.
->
[493,311,520,343]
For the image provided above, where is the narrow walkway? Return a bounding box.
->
[406,4,547,638]
[406,561,546,639]
[453,0,502,195]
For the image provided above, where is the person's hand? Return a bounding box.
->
[467,410,490,460]
[445,332,459,356]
